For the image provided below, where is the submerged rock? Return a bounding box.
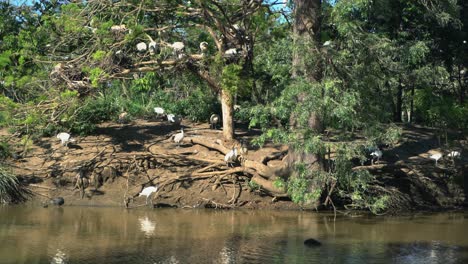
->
[304,238,321,247]
[49,197,65,206]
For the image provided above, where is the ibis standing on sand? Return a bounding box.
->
[167,114,182,125]
[209,114,220,129]
[430,152,443,166]
[154,107,165,117]
[224,147,238,167]
[138,186,158,205]
[56,132,75,146]
[173,129,184,147]
[118,112,128,123]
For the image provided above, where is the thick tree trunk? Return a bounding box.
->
[221,89,234,140]
[288,0,323,173]
[292,0,321,79]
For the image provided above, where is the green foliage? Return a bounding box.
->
[286,164,322,205]
[0,166,31,204]
[70,92,120,134]
[0,141,10,160]
[248,180,261,191]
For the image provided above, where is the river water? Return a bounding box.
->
[0,206,467,264]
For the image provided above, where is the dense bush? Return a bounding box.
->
[0,167,31,204]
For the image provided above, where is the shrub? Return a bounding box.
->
[0,167,31,204]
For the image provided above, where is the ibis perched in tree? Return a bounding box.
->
[173,129,184,147]
[148,41,159,55]
[199,41,208,53]
[136,42,147,52]
[138,186,158,205]
[225,48,237,57]
[56,132,75,146]
[170,42,185,58]
[224,147,238,167]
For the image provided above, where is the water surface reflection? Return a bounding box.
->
[0,206,467,263]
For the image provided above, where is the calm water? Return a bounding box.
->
[1,206,468,264]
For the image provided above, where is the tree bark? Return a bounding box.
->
[409,83,415,123]
[289,0,323,172]
[394,80,403,122]
[221,89,234,140]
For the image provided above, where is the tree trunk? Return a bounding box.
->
[289,0,323,170]
[394,80,403,122]
[409,83,415,123]
[292,0,321,80]
[221,89,234,140]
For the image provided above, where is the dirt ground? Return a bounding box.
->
[1,119,467,211]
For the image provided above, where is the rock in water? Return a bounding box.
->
[304,238,321,247]
[50,197,65,206]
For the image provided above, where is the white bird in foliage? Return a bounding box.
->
[171,42,185,52]
[448,150,461,158]
[138,186,158,205]
[136,42,147,52]
[56,132,75,146]
[224,147,238,167]
[370,149,383,165]
[430,152,443,166]
[199,41,208,52]
[173,129,184,146]
[225,48,237,57]
[154,107,165,117]
[148,41,159,55]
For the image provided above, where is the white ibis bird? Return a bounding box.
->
[448,150,461,158]
[240,140,248,155]
[110,24,127,32]
[148,41,159,55]
[199,41,208,53]
[118,112,128,123]
[370,149,383,165]
[167,114,182,125]
[224,147,238,167]
[171,42,185,58]
[173,129,184,146]
[138,186,158,205]
[154,107,165,118]
[225,48,237,57]
[136,42,147,52]
[209,114,220,129]
[56,132,75,146]
[171,42,185,52]
[430,152,443,166]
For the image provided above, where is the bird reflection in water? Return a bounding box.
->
[50,249,68,264]
[139,216,156,237]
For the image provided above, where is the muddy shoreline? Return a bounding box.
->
[2,120,467,212]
